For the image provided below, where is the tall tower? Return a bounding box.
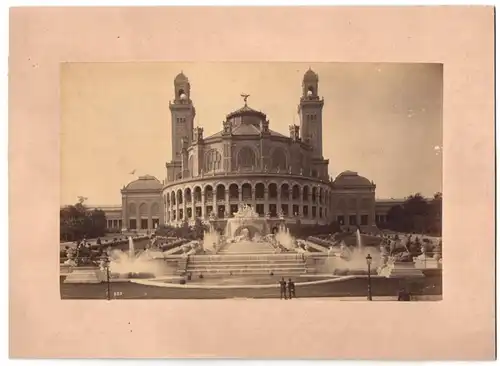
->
[298,68,324,158]
[169,72,196,161]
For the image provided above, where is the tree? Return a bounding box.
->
[428,192,442,235]
[178,220,190,238]
[60,200,107,242]
[384,193,442,235]
[386,205,406,232]
[155,224,178,237]
[191,218,207,240]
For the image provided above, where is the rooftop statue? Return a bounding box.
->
[233,204,259,219]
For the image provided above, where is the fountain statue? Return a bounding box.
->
[338,241,352,260]
[240,228,250,240]
[221,204,271,240]
[64,246,77,267]
[379,242,389,266]
[233,204,259,219]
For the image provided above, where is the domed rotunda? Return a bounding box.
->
[119,70,377,231]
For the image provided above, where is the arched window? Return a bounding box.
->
[349,198,357,210]
[312,187,317,203]
[204,149,222,172]
[177,190,183,204]
[139,203,148,216]
[292,185,300,200]
[268,183,278,199]
[271,148,287,171]
[188,155,194,176]
[237,147,256,169]
[194,187,202,203]
[128,203,137,216]
[151,203,159,216]
[338,198,346,210]
[302,186,310,202]
[255,183,265,199]
[229,184,239,199]
[281,183,290,201]
[185,188,192,203]
[242,183,252,200]
[360,198,371,209]
[205,185,214,201]
[216,184,225,201]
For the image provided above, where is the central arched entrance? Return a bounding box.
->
[233,225,261,239]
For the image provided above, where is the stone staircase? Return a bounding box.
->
[218,239,276,255]
[182,253,307,277]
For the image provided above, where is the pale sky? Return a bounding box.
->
[61,62,442,205]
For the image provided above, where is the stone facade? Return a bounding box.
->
[112,69,388,231]
[120,175,165,231]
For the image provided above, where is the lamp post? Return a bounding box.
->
[366,253,373,301]
[100,253,111,300]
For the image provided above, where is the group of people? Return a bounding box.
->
[278,277,296,300]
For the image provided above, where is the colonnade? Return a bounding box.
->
[164,182,331,224]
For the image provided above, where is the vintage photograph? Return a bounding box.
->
[59,62,443,300]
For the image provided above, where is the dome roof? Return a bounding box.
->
[303,68,319,81]
[174,72,188,83]
[204,124,287,139]
[125,175,163,191]
[226,104,267,120]
[333,171,373,187]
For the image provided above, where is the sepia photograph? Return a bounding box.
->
[10,5,495,360]
[60,62,443,300]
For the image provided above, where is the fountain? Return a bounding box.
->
[100,236,168,279]
[223,204,270,239]
[128,236,135,258]
[274,225,296,251]
[376,236,425,278]
[203,224,221,253]
[218,204,276,240]
[355,229,362,251]
[317,230,382,275]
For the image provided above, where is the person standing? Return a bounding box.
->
[398,288,411,301]
[288,278,296,299]
[279,277,287,300]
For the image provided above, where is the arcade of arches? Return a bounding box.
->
[123,201,162,231]
[164,181,375,227]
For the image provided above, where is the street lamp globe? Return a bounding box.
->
[366,253,372,265]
